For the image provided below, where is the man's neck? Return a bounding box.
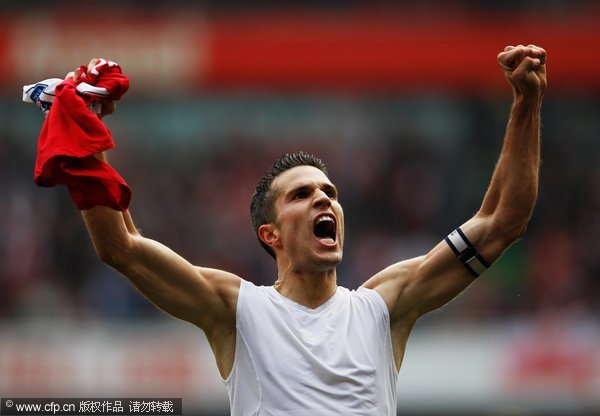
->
[274,268,337,309]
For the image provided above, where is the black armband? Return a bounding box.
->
[444,227,490,277]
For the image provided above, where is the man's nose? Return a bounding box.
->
[313,190,332,208]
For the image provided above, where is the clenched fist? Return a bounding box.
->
[66,58,120,117]
[498,45,547,97]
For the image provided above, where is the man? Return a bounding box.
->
[70,45,545,414]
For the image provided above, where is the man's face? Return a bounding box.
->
[268,166,344,271]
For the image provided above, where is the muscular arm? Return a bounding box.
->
[364,45,546,363]
[55,59,241,378]
[81,200,240,330]
[81,155,240,378]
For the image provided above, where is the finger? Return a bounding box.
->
[498,44,546,71]
[528,45,546,65]
[87,59,99,73]
[526,57,542,69]
[66,68,83,81]
[518,45,546,65]
[511,56,541,80]
[498,46,525,70]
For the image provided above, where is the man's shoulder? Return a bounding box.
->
[337,285,389,312]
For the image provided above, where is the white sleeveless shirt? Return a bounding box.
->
[223,280,398,416]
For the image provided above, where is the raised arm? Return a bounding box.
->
[61,56,242,377]
[85,153,240,319]
[364,45,546,355]
[81,152,240,376]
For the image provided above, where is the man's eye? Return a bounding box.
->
[294,191,308,199]
[323,187,337,199]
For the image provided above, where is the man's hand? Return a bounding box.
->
[498,44,547,97]
[66,58,117,117]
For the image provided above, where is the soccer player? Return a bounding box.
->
[73,45,545,415]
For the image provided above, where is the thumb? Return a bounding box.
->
[497,46,524,72]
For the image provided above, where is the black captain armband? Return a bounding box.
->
[444,227,491,277]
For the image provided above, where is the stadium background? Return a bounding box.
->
[1,1,599,415]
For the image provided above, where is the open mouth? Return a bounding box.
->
[313,214,336,245]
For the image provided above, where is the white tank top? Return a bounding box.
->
[223,280,398,416]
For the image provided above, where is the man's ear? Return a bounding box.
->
[258,223,280,250]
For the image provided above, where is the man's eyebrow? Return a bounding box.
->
[316,183,337,199]
[285,184,310,197]
[322,183,338,195]
[285,182,337,197]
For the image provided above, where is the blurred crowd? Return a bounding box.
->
[1,0,594,10]
[1,92,598,324]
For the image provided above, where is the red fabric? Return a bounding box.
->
[34,65,131,211]
[77,59,130,102]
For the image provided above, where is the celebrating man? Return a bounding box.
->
[28,45,546,415]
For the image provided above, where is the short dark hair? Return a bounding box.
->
[250,151,329,258]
